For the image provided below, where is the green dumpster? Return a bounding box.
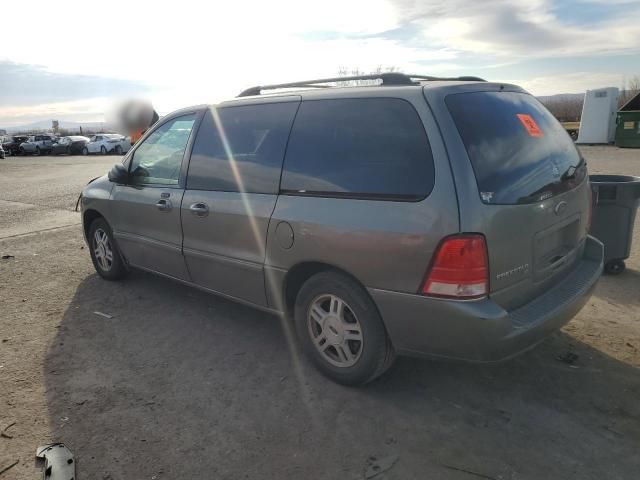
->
[615,92,640,148]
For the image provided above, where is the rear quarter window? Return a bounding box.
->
[281,98,434,201]
[446,91,585,205]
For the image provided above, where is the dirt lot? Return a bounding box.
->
[1,147,639,480]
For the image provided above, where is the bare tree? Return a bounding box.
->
[336,66,399,86]
[619,75,640,108]
[539,96,584,123]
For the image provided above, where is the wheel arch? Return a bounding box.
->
[82,209,105,242]
[282,261,375,319]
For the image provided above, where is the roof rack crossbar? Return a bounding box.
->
[237,73,486,97]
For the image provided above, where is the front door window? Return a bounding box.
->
[129,114,197,185]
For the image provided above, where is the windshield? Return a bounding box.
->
[446,91,586,205]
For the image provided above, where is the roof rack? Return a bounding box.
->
[237,73,486,97]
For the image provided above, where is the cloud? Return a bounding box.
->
[0,0,638,126]
[513,71,625,96]
[388,0,640,58]
[0,62,148,107]
[0,98,109,127]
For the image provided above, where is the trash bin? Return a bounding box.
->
[589,174,640,274]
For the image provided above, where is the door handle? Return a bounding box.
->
[189,202,209,217]
[156,199,172,212]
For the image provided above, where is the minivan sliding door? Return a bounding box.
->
[181,100,299,306]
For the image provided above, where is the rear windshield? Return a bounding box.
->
[446,91,586,205]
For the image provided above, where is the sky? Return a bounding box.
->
[1,0,639,127]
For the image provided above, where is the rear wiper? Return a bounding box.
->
[561,158,586,181]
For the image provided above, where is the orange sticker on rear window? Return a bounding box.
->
[516,114,543,137]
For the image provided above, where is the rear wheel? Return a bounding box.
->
[604,259,625,275]
[88,218,128,280]
[294,271,395,385]
[115,145,123,155]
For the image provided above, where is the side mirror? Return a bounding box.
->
[108,163,129,184]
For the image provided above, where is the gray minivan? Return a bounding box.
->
[81,73,603,385]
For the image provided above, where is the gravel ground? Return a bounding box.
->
[1,147,639,480]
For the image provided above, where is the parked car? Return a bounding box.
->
[19,134,56,155]
[80,73,604,385]
[84,134,129,155]
[2,135,29,155]
[50,136,91,155]
[0,144,4,159]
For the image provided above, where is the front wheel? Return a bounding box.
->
[88,218,128,280]
[294,271,395,385]
[82,147,89,156]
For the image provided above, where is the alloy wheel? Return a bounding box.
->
[307,294,364,368]
[92,228,114,271]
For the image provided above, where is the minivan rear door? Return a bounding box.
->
[442,88,590,310]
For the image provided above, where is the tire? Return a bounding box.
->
[19,147,24,155]
[82,147,89,156]
[604,259,625,275]
[294,271,395,385]
[115,145,123,155]
[100,146,107,155]
[88,218,128,281]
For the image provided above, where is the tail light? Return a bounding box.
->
[421,234,489,299]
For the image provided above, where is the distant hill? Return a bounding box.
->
[3,119,110,133]
[537,93,585,103]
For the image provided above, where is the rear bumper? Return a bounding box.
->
[369,235,604,362]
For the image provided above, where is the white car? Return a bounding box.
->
[83,134,130,155]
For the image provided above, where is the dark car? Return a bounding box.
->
[50,136,91,155]
[2,135,29,156]
[0,144,4,159]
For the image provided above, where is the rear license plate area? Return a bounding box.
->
[533,215,581,281]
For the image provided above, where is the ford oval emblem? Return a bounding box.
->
[554,201,568,215]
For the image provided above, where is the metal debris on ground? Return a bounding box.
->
[93,311,114,319]
[36,443,76,480]
[442,464,498,480]
[1,255,14,260]
[556,352,579,365]
[364,454,399,479]
[0,459,19,477]
[0,421,16,438]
